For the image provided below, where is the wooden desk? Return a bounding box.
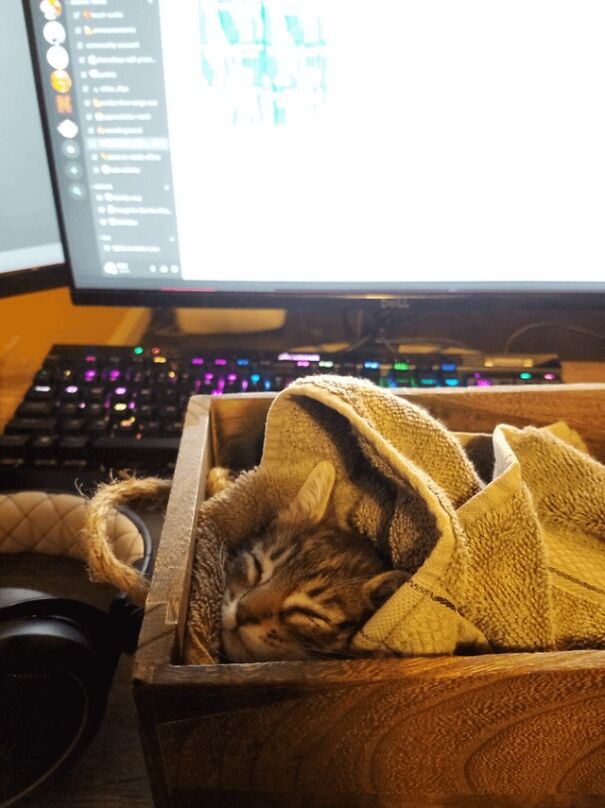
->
[559,361,605,384]
[0,287,149,428]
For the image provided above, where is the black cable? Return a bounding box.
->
[503,322,605,354]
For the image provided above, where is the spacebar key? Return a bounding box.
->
[93,436,181,466]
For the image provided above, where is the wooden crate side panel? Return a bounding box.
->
[133,682,173,808]
[157,789,604,808]
[134,395,211,678]
[210,393,273,469]
[144,653,605,802]
[405,384,605,461]
[210,385,605,469]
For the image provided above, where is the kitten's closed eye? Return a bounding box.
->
[248,551,263,583]
[280,605,330,622]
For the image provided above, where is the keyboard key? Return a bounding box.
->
[86,385,106,400]
[137,420,161,435]
[93,436,181,466]
[158,404,179,419]
[157,388,178,404]
[25,385,53,401]
[60,418,86,433]
[87,417,110,433]
[112,402,129,415]
[86,402,104,417]
[57,402,79,416]
[60,384,81,399]
[6,417,57,434]
[33,458,59,469]
[163,421,184,437]
[115,417,137,434]
[0,434,29,458]
[0,457,24,468]
[129,370,146,384]
[80,368,99,383]
[17,401,53,417]
[59,436,90,460]
[62,459,90,469]
[33,369,54,384]
[31,435,58,459]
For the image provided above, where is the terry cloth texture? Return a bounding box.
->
[184,376,605,664]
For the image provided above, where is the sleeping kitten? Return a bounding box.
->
[220,461,407,662]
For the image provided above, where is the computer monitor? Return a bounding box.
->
[0,0,66,298]
[23,0,605,310]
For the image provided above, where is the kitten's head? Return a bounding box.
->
[221,461,407,662]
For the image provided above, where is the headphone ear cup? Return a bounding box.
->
[0,497,154,805]
[0,596,118,806]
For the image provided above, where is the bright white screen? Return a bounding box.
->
[0,0,63,275]
[159,1,605,287]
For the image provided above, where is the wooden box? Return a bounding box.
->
[133,385,605,808]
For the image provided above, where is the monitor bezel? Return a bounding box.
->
[69,285,605,312]
[0,1,68,300]
[0,261,67,299]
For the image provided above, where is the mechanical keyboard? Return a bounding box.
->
[0,344,562,492]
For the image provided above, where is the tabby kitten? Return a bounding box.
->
[220,461,407,662]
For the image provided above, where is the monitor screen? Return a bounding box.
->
[24,0,605,306]
[0,0,65,296]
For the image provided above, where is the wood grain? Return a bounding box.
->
[134,395,210,674]
[210,392,273,469]
[138,651,605,805]
[135,384,605,807]
[403,384,605,461]
[210,384,605,466]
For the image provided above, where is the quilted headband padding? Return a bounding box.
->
[0,491,144,567]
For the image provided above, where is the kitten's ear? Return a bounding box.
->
[282,461,336,525]
[362,570,409,610]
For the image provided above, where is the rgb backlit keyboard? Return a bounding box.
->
[0,344,562,492]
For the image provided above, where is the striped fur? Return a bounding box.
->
[220,462,408,662]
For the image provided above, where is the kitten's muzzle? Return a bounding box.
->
[236,599,263,626]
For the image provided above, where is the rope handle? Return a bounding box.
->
[83,476,172,605]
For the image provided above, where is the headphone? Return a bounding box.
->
[0,499,152,807]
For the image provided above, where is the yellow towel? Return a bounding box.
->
[185,376,605,663]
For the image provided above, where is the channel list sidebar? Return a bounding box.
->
[29,0,181,286]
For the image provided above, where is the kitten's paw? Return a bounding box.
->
[206,466,236,498]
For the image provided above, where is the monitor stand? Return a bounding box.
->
[175,308,286,335]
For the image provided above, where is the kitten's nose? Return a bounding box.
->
[236,599,261,626]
